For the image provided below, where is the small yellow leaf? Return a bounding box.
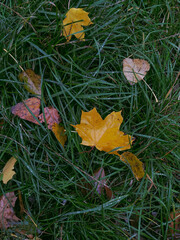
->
[119,152,144,180]
[123,58,150,85]
[63,8,93,41]
[1,157,17,184]
[52,123,67,147]
[19,69,41,96]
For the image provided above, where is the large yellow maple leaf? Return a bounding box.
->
[63,8,93,41]
[72,108,132,154]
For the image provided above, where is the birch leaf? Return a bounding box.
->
[63,8,93,41]
[0,157,17,184]
[123,58,150,85]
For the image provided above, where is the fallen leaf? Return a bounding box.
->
[119,152,144,180]
[1,157,17,184]
[169,209,180,236]
[38,107,61,129]
[63,8,93,41]
[72,108,133,154]
[80,167,113,199]
[0,192,20,229]
[52,123,67,147]
[19,69,41,96]
[0,120,4,130]
[123,58,150,85]
[11,97,40,124]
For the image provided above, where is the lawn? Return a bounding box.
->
[0,0,179,239]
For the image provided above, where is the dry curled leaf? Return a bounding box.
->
[72,108,133,154]
[1,157,17,184]
[119,152,144,180]
[38,107,61,129]
[123,58,150,85]
[11,97,40,124]
[19,69,41,96]
[52,123,67,147]
[0,192,20,229]
[63,8,93,41]
[80,168,113,199]
[169,209,180,237]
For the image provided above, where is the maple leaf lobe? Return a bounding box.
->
[63,8,93,41]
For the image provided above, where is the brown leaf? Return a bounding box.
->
[11,97,40,124]
[123,58,150,85]
[38,107,61,130]
[80,168,113,199]
[169,209,180,236]
[0,120,4,130]
[19,69,41,96]
[0,192,20,229]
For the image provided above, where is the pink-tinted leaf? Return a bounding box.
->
[0,192,20,229]
[38,107,61,129]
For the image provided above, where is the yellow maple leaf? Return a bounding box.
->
[63,8,93,41]
[0,157,17,184]
[52,123,67,147]
[72,108,132,154]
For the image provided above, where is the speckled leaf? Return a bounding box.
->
[19,69,41,96]
[11,97,40,124]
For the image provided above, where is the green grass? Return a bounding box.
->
[0,0,179,239]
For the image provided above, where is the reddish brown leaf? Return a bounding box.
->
[0,192,20,229]
[38,107,61,129]
[80,168,113,199]
[169,209,180,236]
[11,97,40,124]
[0,120,4,130]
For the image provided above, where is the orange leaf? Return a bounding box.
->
[38,107,61,130]
[11,97,40,124]
[119,152,144,180]
[52,123,67,147]
[72,108,133,154]
[63,8,93,41]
